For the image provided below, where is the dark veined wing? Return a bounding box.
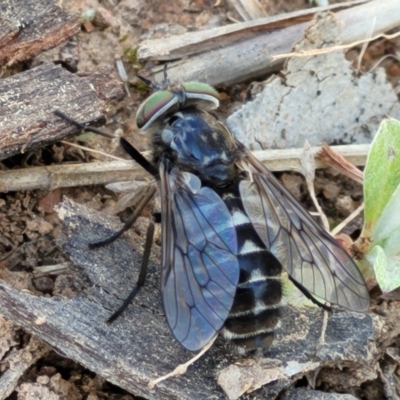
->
[238,144,369,312]
[159,161,239,351]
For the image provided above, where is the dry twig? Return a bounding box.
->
[0,145,370,192]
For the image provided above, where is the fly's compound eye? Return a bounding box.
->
[136,90,178,131]
[183,82,220,110]
[136,82,220,131]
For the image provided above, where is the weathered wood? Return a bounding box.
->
[0,199,382,399]
[0,63,124,160]
[137,0,367,61]
[138,0,400,86]
[0,0,80,66]
[0,337,49,399]
[279,388,359,400]
[0,144,369,192]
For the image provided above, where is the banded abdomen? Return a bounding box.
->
[219,182,283,354]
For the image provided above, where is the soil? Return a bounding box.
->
[1,0,400,399]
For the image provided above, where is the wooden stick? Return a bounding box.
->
[138,0,400,87]
[0,144,369,192]
[0,160,144,192]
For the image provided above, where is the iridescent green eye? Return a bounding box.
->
[183,82,219,108]
[136,90,178,130]
[136,82,220,131]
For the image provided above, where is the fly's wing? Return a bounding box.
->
[159,162,239,352]
[238,145,369,312]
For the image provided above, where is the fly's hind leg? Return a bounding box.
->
[89,185,156,249]
[107,218,155,323]
[88,137,158,248]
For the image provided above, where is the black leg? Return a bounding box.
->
[55,111,158,176]
[119,137,158,177]
[89,185,156,249]
[107,219,155,323]
[288,276,332,312]
[54,110,116,139]
[152,212,161,224]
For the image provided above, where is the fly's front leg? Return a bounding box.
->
[54,110,116,139]
[54,110,160,322]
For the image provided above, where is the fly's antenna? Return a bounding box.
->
[136,74,162,90]
[137,64,169,91]
[162,63,170,87]
[54,110,116,139]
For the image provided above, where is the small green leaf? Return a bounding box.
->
[372,182,400,248]
[362,118,400,238]
[366,245,400,294]
[123,48,138,63]
[76,132,96,142]
[361,118,400,294]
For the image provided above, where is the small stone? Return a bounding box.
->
[335,195,355,217]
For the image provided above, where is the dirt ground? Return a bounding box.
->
[1,0,400,399]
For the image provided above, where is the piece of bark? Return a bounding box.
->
[137,0,400,86]
[218,307,380,399]
[0,0,80,66]
[0,199,383,399]
[0,63,124,160]
[0,336,50,399]
[0,199,231,400]
[279,388,359,400]
[0,144,369,192]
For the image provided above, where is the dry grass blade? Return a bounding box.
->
[319,307,330,346]
[357,17,376,73]
[301,141,330,231]
[271,31,400,61]
[317,143,364,184]
[227,0,267,21]
[60,141,125,161]
[330,203,364,237]
[33,263,71,278]
[148,336,217,389]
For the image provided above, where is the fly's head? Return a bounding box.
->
[136,79,237,184]
[136,81,220,131]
